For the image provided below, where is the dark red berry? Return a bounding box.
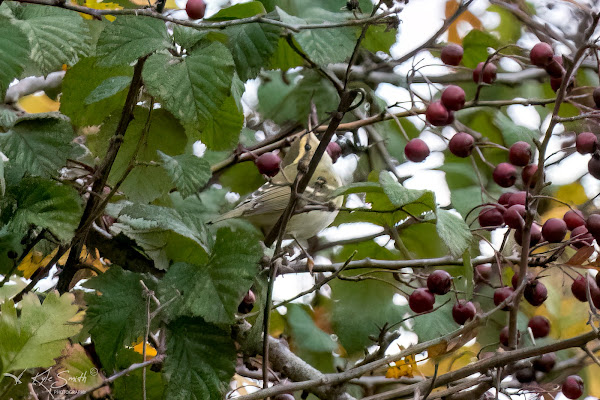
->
[445,111,455,125]
[507,191,527,207]
[452,300,476,325]
[255,152,281,177]
[408,288,435,313]
[404,138,430,162]
[427,270,452,295]
[478,206,504,228]
[530,42,554,67]
[593,87,600,108]
[441,85,466,111]
[504,205,525,229]
[512,272,532,289]
[533,353,556,372]
[185,0,206,19]
[586,214,600,236]
[493,163,517,187]
[238,290,256,314]
[473,62,497,84]
[551,76,562,92]
[426,101,450,126]
[498,192,513,206]
[509,141,532,167]
[475,264,492,282]
[528,315,550,338]
[589,155,600,179]
[571,225,594,248]
[545,55,564,78]
[494,287,514,310]
[522,164,539,188]
[562,375,584,399]
[564,210,585,230]
[514,223,542,247]
[499,326,510,346]
[571,276,593,302]
[326,142,342,163]
[441,44,463,66]
[525,280,548,307]
[515,367,536,383]
[448,132,475,157]
[542,218,567,243]
[576,132,597,154]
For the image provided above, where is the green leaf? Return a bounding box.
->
[0,292,81,374]
[83,267,156,369]
[87,108,187,203]
[0,107,17,130]
[111,204,210,270]
[286,304,336,352]
[143,42,235,133]
[268,36,303,70]
[113,349,164,400]
[158,151,211,198]
[494,111,538,148]
[435,209,473,257]
[207,1,266,20]
[201,94,244,150]
[277,7,358,65]
[60,57,133,126]
[84,76,131,105]
[257,70,339,125]
[0,19,31,97]
[96,16,171,67]
[0,115,74,178]
[226,23,280,81]
[380,171,436,210]
[4,178,83,242]
[159,227,262,324]
[12,4,90,74]
[410,301,455,342]
[362,24,397,54]
[164,317,236,400]
[172,26,228,51]
[330,181,382,197]
[461,29,500,68]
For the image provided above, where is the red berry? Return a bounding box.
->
[512,272,532,289]
[499,326,510,346]
[185,0,206,19]
[514,223,542,247]
[408,288,435,313]
[493,163,517,187]
[521,164,539,188]
[542,218,567,243]
[441,44,463,66]
[504,205,525,229]
[473,62,497,84]
[448,132,475,157]
[524,280,548,306]
[426,101,450,126]
[530,42,554,67]
[571,225,594,248]
[571,276,594,302]
[586,214,600,236]
[445,111,455,125]
[475,264,492,282]
[326,142,342,163]
[509,141,532,167]
[478,206,504,228]
[427,270,452,295]
[404,138,430,162]
[562,375,584,399]
[238,290,256,314]
[589,155,600,179]
[576,132,597,154]
[533,353,556,372]
[493,287,514,310]
[544,55,564,78]
[593,87,600,108]
[528,315,550,338]
[498,192,513,206]
[452,300,476,325]
[515,367,536,383]
[255,152,281,177]
[564,210,585,230]
[507,191,527,207]
[550,76,562,92]
[441,85,466,111]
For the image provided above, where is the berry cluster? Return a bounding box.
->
[530,42,566,92]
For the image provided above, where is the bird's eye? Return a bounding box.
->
[305,144,311,152]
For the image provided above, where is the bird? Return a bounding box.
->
[211,132,343,240]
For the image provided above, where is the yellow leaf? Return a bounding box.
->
[385,354,419,379]
[555,182,588,204]
[18,246,106,279]
[133,341,157,358]
[18,93,60,113]
[17,250,46,279]
[81,0,121,20]
[427,341,448,358]
[57,344,104,391]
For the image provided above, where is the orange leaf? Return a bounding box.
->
[445,0,482,44]
[566,246,595,266]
